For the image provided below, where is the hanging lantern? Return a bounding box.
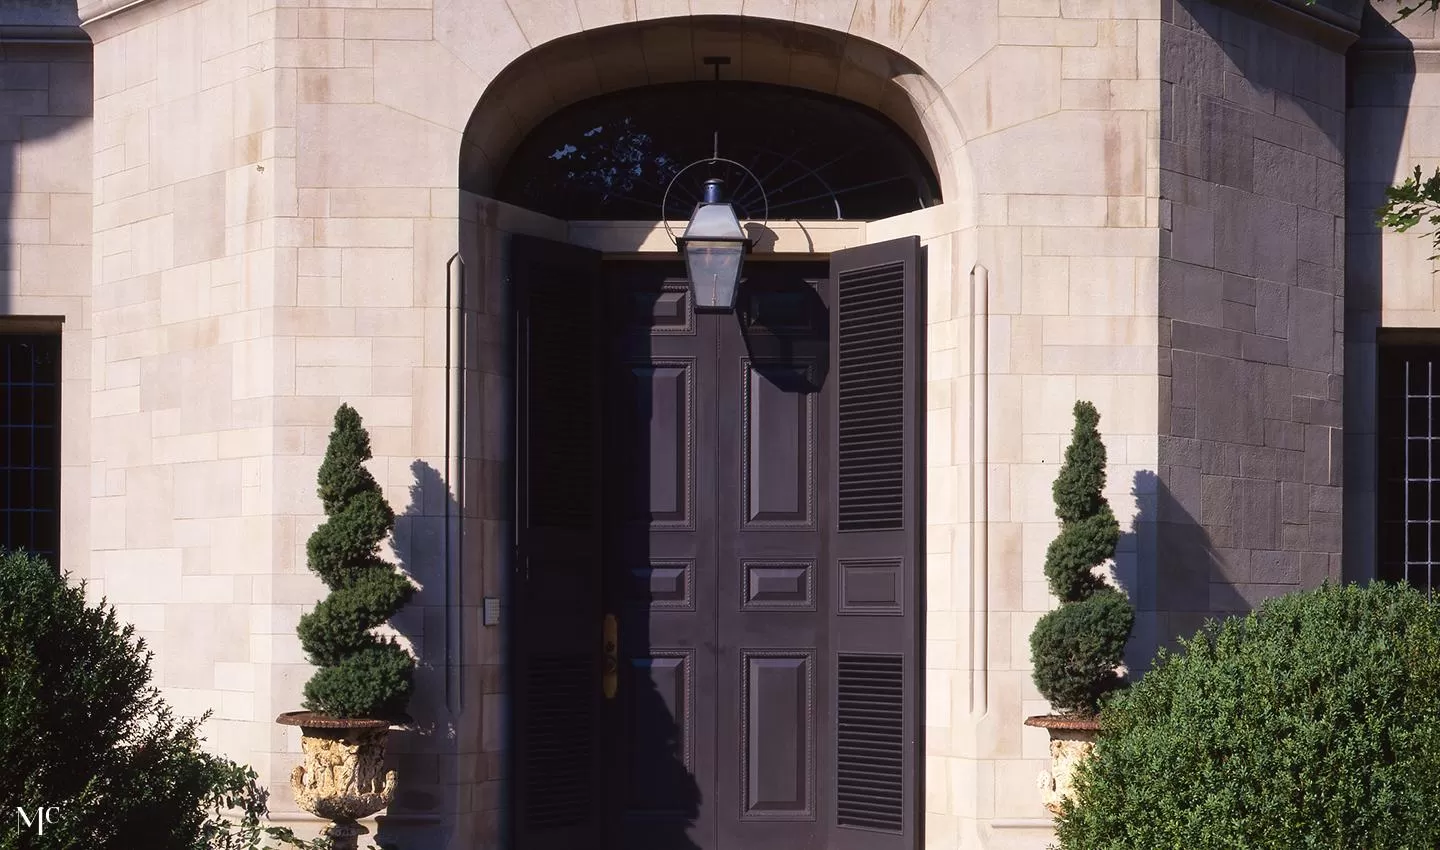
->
[677,178,752,313]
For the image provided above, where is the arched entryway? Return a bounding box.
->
[456,17,964,850]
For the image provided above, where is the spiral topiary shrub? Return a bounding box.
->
[1055,582,1440,849]
[1029,401,1134,716]
[295,404,416,720]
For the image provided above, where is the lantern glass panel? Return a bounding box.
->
[684,241,745,311]
[684,203,746,241]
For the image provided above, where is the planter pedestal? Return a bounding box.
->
[1024,714,1100,815]
[277,711,398,850]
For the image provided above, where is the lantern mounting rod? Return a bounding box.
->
[702,55,730,81]
[660,155,769,246]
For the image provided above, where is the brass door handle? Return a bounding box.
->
[602,614,618,699]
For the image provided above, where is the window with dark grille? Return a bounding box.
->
[0,332,61,565]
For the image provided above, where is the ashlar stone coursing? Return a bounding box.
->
[0,0,1364,847]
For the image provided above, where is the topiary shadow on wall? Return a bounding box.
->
[374,458,462,850]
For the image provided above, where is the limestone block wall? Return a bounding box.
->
[79,0,307,822]
[1346,2,1439,582]
[1154,0,1348,666]
[76,0,497,841]
[0,35,91,578]
[75,1,1172,848]
[19,0,1417,847]
[904,2,1165,846]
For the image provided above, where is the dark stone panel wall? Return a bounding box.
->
[0,1,81,39]
[1153,0,1347,657]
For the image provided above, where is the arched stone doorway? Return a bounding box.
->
[457,16,973,209]
[454,16,971,850]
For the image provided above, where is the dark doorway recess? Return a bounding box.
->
[510,235,924,850]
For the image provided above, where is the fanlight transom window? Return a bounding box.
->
[495,82,941,222]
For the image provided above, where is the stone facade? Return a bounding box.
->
[1153,0,1349,668]
[0,0,1392,848]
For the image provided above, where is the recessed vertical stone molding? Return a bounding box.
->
[970,262,990,716]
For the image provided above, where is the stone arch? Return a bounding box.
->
[456,15,974,221]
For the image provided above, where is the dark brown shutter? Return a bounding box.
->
[828,237,922,850]
[511,234,604,850]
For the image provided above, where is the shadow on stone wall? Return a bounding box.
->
[1149,470,1224,670]
[0,34,92,315]
[1341,5,1416,583]
[1180,0,1353,143]
[1154,0,1355,657]
[1116,469,1158,676]
[375,459,459,850]
[1118,469,1230,677]
[1130,462,1335,678]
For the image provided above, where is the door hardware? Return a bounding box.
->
[602,614,618,699]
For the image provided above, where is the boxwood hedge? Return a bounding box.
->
[1056,582,1440,850]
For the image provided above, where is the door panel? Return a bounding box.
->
[828,238,923,850]
[621,360,694,525]
[584,252,920,850]
[604,264,715,850]
[511,235,605,850]
[743,363,816,526]
[626,649,696,812]
[631,561,694,609]
[741,651,817,818]
[717,264,832,850]
[743,560,815,610]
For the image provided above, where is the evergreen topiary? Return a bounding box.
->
[1028,401,1134,716]
[295,404,416,720]
[1056,582,1440,849]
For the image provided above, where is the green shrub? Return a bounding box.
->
[296,404,415,719]
[1056,582,1440,850]
[1029,401,1133,716]
[0,548,308,850]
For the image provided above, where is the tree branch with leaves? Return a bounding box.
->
[1378,166,1440,259]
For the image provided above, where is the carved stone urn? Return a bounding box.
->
[1023,714,1101,815]
[276,711,399,850]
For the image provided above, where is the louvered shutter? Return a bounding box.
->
[828,237,922,850]
[511,234,605,850]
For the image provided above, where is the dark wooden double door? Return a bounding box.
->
[513,236,922,850]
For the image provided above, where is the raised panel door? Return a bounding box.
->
[716,264,833,850]
[602,264,716,850]
[601,260,844,850]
